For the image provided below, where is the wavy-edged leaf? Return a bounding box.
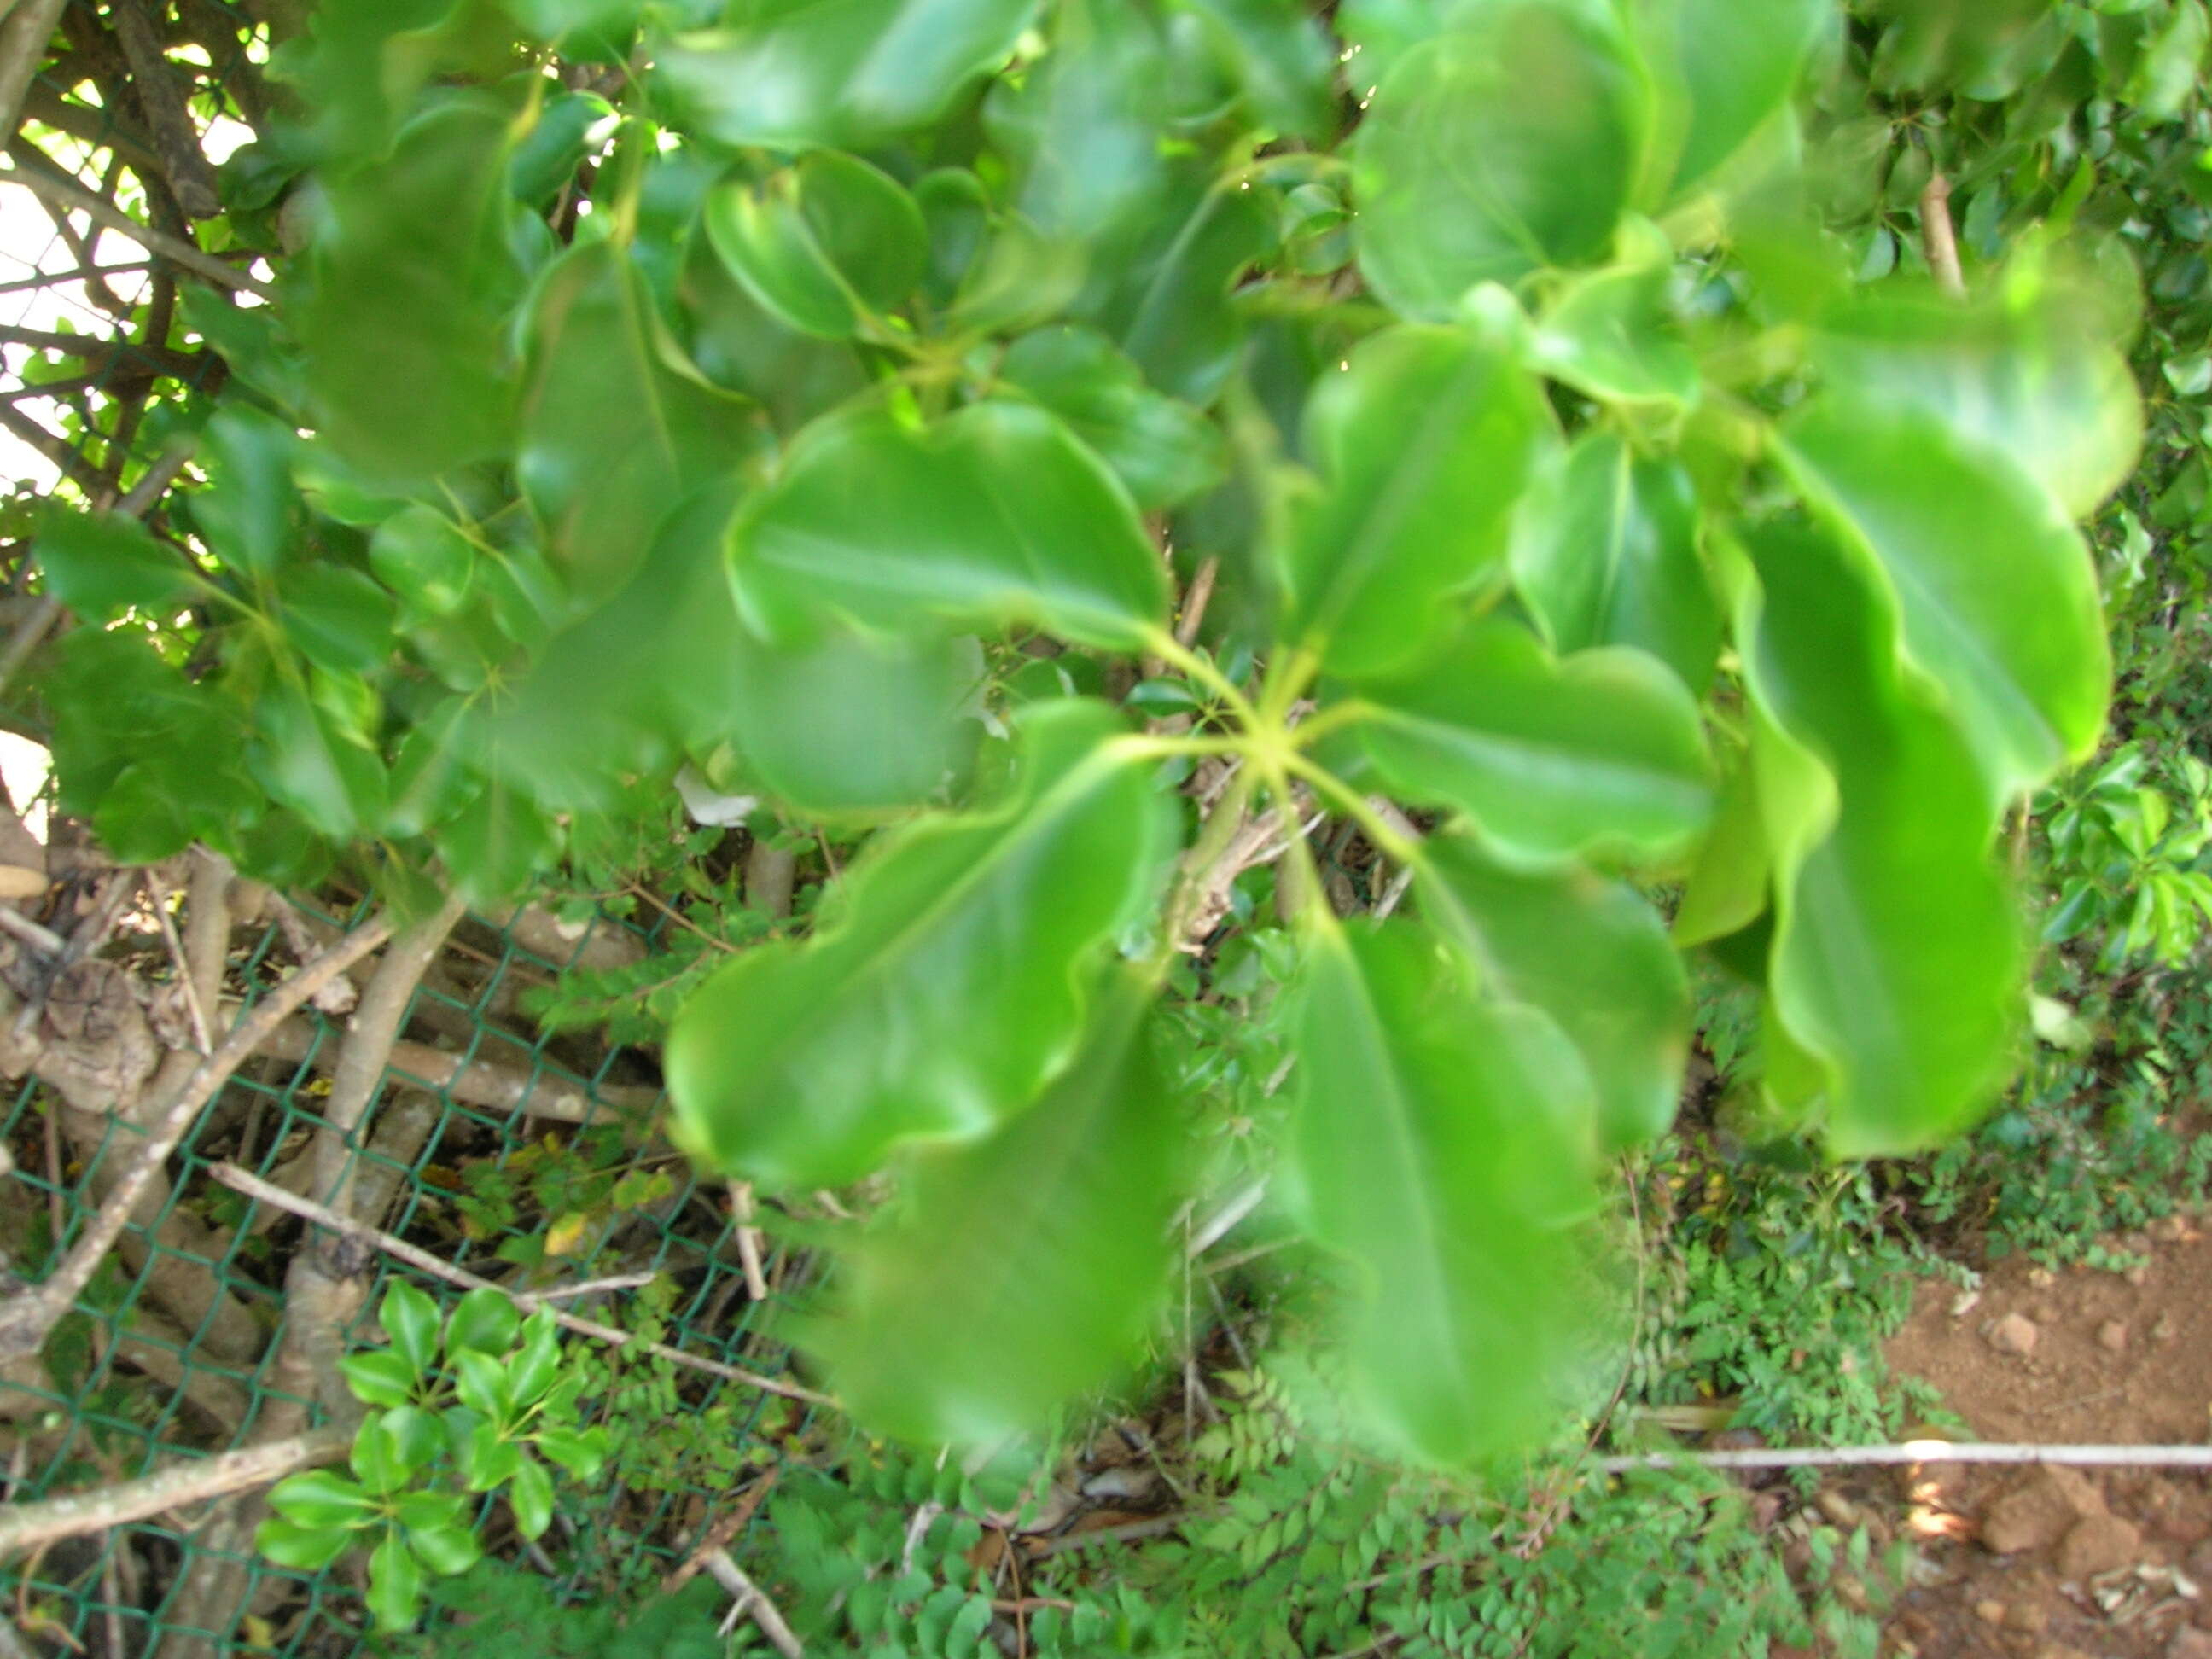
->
[732,400,1169,650]
[1423,838,1691,1152]
[1735,521,2023,1157]
[1353,0,1649,317]
[1289,921,1599,1464]
[1511,430,1717,690]
[985,0,1167,240]
[703,151,926,339]
[1282,322,1550,676]
[667,700,1176,1188]
[1528,254,1699,410]
[33,508,197,622]
[1179,0,1338,138]
[298,97,522,485]
[1090,164,1275,405]
[1776,397,2109,808]
[998,325,1227,510]
[824,976,1179,1443]
[517,238,763,601]
[1808,279,2142,520]
[1351,620,1714,864]
[654,0,1039,150]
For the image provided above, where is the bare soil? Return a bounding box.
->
[1869,1214,2212,1659]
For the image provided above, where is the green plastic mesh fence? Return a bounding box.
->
[0,893,800,1656]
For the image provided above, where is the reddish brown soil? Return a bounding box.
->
[1872,1214,2212,1659]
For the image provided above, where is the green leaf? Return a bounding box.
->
[1528,252,1699,409]
[998,326,1227,510]
[33,508,195,622]
[1280,321,1550,677]
[195,407,299,575]
[1734,521,2023,1156]
[732,400,1169,651]
[517,237,762,600]
[987,0,1167,239]
[1775,397,2110,807]
[1091,166,1274,405]
[655,0,1039,149]
[370,506,476,618]
[948,212,1089,338]
[453,1348,514,1419]
[680,234,871,435]
[1179,0,1337,138]
[435,773,556,903]
[825,976,1179,1443]
[1807,278,2143,521]
[1421,839,1691,1153]
[2124,0,2207,119]
[509,90,616,205]
[351,1413,411,1493]
[367,1531,428,1632]
[1289,921,1600,1464]
[1510,430,1718,690]
[257,1518,359,1572]
[508,1307,561,1405]
[1349,620,1714,864]
[533,1425,610,1481]
[445,1285,521,1357]
[378,1405,444,1475]
[509,1453,555,1540]
[507,0,642,61]
[667,699,1177,1188]
[341,1353,417,1415]
[1637,0,1827,200]
[267,1470,376,1531]
[1354,0,1649,317]
[461,1421,525,1492]
[406,1520,484,1578]
[703,151,927,339]
[298,96,522,485]
[251,679,387,843]
[281,566,400,676]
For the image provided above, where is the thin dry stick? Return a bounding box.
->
[147,877,212,1054]
[207,1162,831,1406]
[662,1469,780,1595]
[1920,172,1965,297]
[0,1426,352,1557]
[703,1551,805,1658]
[1599,1441,2212,1475]
[0,918,396,1361]
[728,1180,770,1304]
[1174,556,1220,648]
[0,164,275,300]
[0,0,68,148]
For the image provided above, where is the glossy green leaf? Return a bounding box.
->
[461,1420,525,1491]
[1091,166,1275,405]
[1351,620,1714,864]
[508,1454,554,1540]
[298,97,521,484]
[405,1520,483,1578]
[680,235,870,435]
[1289,921,1599,1464]
[998,326,1228,510]
[1510,431,1719,690]
[946,212,1088,337]
[378,1283,438,1380]
[266,1470,376,1531]
[703,152,927,339]
[1736,521,2023,1156]
[280,566,399,676]
[256,1518,359,1571]
[1422,838,1691,1152]
[987,0,1167,239]
[195,408,299,575]
[252,680,387,843]
[1637,0,1827,200]
[2123,0,2206,119]
[350,1415,410,1493]
[378,1405,444,1474]
[445,1285,521,1356]
[655,0,1039,149]
[367,1532,427,1632]
[33,509,195,622]
[1179,0,1337,138]
[667,699,1176,1189]
[1528,255,1699,409]
[825,977,1177,1444]
[1281,322,1550,677]
[452,1348,513,1419]
[508,1308,561,1405]
[732,401,1169,651]
[1354,0,1649,317]
[517,237,761,600]
[533,1425,610,1481]
[370,506,476,618]
[507,0,642,61]
[1776,398,2110,807]
[1808,279,2143,520]
[509,90,615,206]
[1867,0,2056,94]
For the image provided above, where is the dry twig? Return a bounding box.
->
[1599,1441,2212,1474]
